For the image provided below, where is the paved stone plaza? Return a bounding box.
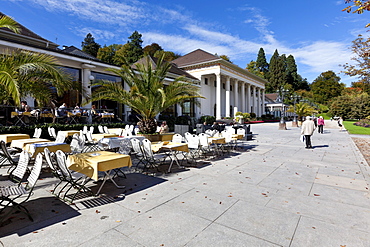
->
[1,121,370,246]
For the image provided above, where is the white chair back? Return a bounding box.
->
[98,125,104,134]
[103,126,109,134]
[89,126,94,134]
[134,127,140,135]
[199,133,209,147]
[237,128,245,137]
[83,126,88,135]
[141,139,154,158]
[11,150,30,181]
[70,134,83,153]
[131,138,143,156]
[187,134,200,149]
[55,131,66,143]
[172,133,183,143]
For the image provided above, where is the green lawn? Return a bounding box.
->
[343,120,370,135]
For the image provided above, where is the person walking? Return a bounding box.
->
[338,117,344,131]
[301,116,316,149]
[317,116,325,134]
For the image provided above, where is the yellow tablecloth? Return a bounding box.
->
[67,151,132,181]
[25,142,71,158]
[10,138,50,149]
[0,134,30,143]
[11,112,31,117]
[162,142,189,152]
[107,128,123,135]
[209,137,226,144]
[40,113,54,118]
[151,142,189,153]
[58,130,80,137]
[232,134,244,140]
[92,133,118,141]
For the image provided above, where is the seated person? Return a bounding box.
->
[159,121,169,134]
[57,103,68,117]
[20,100,31,112]
[91,105,101,122]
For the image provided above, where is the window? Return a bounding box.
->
[204,78,208,85]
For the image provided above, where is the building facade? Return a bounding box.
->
[173,49,267,119]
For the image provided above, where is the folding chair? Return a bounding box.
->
[0,150,30,188]
[0,153,43,223]
[98,125,104,134]
[172,133,183,143]
[54,131,66,143]
[33,128,42,138]
[84,131,101,152]
[199,133,216,158]
[103,126,109,134]
[0,141,21,171]
[186,134,201,164]
[43,148,64,194]
[130,138,146,171]
[141,139,167,172]
[54,150,92,203]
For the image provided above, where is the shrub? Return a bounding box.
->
[200,115,215,125]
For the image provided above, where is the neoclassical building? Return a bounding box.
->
[173,49,267,119]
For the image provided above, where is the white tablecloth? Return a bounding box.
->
[98,136,145,149]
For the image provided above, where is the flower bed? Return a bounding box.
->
[354,119,370,128]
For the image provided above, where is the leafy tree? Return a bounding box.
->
[153,50,180,61]
[0,49,73,110]
[81,33,101,57]
[97,44,123,65]
[329,92,370,119]
[219,55,232,63]
[91,55,204,134]
[256,47,269,75]
[124,31,144,64]
[0,15,20,33]
[342,35,370,92]
[143,43,163,57]
[311,70,344,104]
[246,60,264,78]
[343,0,370,27]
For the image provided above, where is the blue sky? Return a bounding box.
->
[2,0,369,86]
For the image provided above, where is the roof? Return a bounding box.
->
[133,56,199,81]
[0,12,58,49]
[172,49,221,67]
[60,45,100,61]
[265,93,279,103]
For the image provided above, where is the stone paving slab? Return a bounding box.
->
[1,120,370,246]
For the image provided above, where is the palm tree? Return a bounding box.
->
[287,102,317,124]
[92,56,204,133]
[0,15,20,34]
[0,49,75,116]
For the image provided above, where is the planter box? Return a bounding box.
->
[174,125,189,136]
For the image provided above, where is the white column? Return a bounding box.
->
[257,88,261,116]
[234,80,239,115]
[262,89,265,115]
[177,104,182,116]
[253,86,257,114]
[246,84,251,113]
[241,82,245,113]
[216,73,221,119]
[225,76,230,117]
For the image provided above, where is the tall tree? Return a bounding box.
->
[256,47,269,76]
[124,31,144,64]
[219,55,232,63]
[266,50,287,93]
[81,33,101,57]
[143,43,163,57]
[286,55,299,90]
[311,70,344,104]
[91,55,204,134]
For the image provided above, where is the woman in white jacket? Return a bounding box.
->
[301,116,316,149]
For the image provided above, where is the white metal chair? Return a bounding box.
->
[54,131,66,143]
[172,133,183,143]
[130,138,146,170]
[0,153,43,223]
[103,126,109,134]
[141,139,167,172]
[185,134,201,164]
[0,150,30,188]
[98,125,104,134]
[54,150,92,203]
[33,128,42,138]
[199,133,216,158]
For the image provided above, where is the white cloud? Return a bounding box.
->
[75,27,116,41]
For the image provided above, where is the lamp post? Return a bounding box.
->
[291,94,301,127]
[277,88,288,130]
